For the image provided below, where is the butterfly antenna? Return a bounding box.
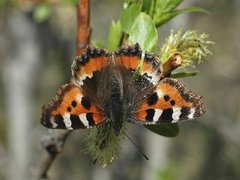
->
[122,130,149,160]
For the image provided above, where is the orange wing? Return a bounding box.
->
[41,83,106,130]
[135,78,205,124]
[114,44,162,86]
[71,46,110,87]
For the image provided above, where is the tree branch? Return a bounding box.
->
[34,0,91,179]
[34,130,71,179]
[162,53,182,78]
[76,0,91,56]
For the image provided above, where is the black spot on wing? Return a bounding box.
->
[180,106,190,119]
[160,108,173,122]
[70,114,86,128]
[67,106,71,112]
[146,109,155,122]
[71,100,77,107]
[164,95,170,102]
[55,114,66,128]
[147,92,158,106]
[170,100,175,106]
[81,97,91,110]
[86,113,95,126]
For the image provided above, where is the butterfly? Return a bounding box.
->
[41,44,205,135]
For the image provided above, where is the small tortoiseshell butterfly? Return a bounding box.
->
[41,44,205,134]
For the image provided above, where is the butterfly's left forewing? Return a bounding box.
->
[41,83,106,130]
[135,78,205,124]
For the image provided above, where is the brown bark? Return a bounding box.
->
[76,0,91,56]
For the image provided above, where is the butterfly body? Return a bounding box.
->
[41,44,205,133]
[107,70,124,135]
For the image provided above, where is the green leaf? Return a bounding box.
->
[142,0,155,15]
[154,12,176,27]
[144,123,179,137]
[155,0,183,13]
[142,0,157,17]
[142,0,151,12]
[129,13,158,52]
[91,40,107,49]
[107,21,122,51]
[120,3,142,34]
[33,4,52,23]
[176,7,209,15]
[154,7,208,27]
[170,71,198,78]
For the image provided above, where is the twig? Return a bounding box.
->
[76,0,91,56]
[34,0,91,179]
[162,53,182,78]
[35,130,71,180]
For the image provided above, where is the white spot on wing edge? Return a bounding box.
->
[79,73,93,86]
[50,117,58,128]
[141,71,160,86]
[153,109,163,122]
[188,108,195,119]
[171,107,182,123]
[63,113,73,130]
[79,114,89,127]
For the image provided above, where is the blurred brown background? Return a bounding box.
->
[0,0,240,180]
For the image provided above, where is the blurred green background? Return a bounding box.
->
[0,0,240,180]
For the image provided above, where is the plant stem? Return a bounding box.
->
[162,53,182,78]
[76,0,91,56]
